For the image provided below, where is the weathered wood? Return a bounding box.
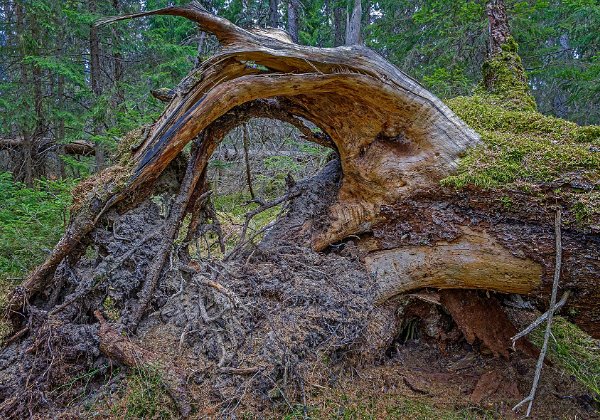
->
[366,227,543,303]
[0,138,95,156]
[96,1,479,252]
[361,189,600,339]
[9,1,599,345]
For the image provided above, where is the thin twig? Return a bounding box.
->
[513,208,562,417]
[511,290,571,350]
[242,124,255,199]
[223,189,299,261]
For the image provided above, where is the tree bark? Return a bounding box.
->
[111,0,125,107]
[0,138,95,156]
[345,0,362,45]
[269,0,279,27]
[486,0,510,56]
[287,0,299,43]
[7,1,600,342]
[241,124,255,199]
[89,0,105,171]
[332,4,345,47]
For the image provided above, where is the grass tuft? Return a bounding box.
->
[530,316,600,402]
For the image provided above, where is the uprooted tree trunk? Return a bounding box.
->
[2,1,599,417]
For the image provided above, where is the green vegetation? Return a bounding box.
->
[531,316,600,402]
[368,0,600,125]
[105,365,177,419]
[442,94,600,220]
[282,396,493,419]
[480,37,537,112]
[0,172,74,337]
[0,172,74,281]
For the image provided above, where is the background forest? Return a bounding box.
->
[2,0,599,179]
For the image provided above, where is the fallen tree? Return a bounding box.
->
[1,1,599,417]
[0,138,96,156]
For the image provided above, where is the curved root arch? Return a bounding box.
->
[99,1,479,249]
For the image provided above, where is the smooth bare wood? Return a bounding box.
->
[366,228,543,303]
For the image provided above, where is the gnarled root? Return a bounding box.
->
[95,311,191,416]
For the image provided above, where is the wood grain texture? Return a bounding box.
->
[98,1,479,250]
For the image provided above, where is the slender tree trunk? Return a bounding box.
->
[195,0,212,66]
[486,0,510,57]
[345,0,362,45]
[57,73,66,178]
[362,0,370,32]
[332,4,345,47]
[111,0,125,107]
[242,124,255,199]
[89,0,105,171]
[287,0,299,43]
[15,0,32,185]
[30,9,45,183]
[269,0,279,27]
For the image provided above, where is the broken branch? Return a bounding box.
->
[513,208,563,417]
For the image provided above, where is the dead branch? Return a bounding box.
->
[224,188,301,261]
[94,311,191,417]
[0,138,95,156]
[513,208,563,417]
[511,289,571,350]
[218,366,260,375]
[130,141,207,329]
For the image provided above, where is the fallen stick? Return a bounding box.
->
[511,290,571,350]
[94,310,191,417]
[513,208,562,417]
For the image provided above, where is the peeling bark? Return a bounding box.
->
[93,2,477,254]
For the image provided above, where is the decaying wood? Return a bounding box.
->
[440,289,538,359]
[366,227,543,303]
[94,0,478,252]
[94,311,191,416]
[4,2,599,376]
[130,139,211,328]
[355,187,600,339]
[0,138,96,156]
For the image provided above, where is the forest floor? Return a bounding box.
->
[0,172,600,419]
[84,305,600,419]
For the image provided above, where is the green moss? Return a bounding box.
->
[116,126,148,166]
[109,365,177,419]
[283,396,493,419]
[444,94,600,221]
[479,37,537,112]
